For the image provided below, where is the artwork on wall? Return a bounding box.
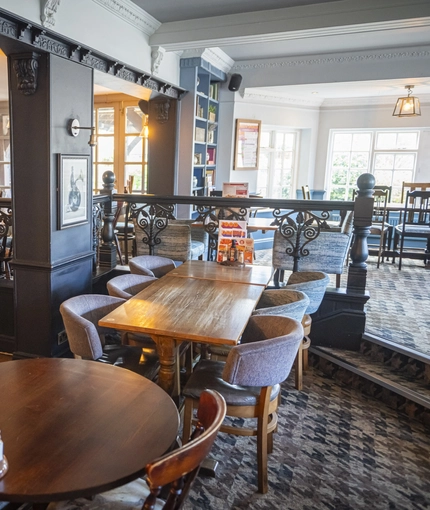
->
[58,154,89,229]
[233,119,261,170]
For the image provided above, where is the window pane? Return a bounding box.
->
[373,170,393,186]
[375,132,396,150]
[97,136,114,162]
[284,134,295,151]
[332,152,350,168]
[126,106,143,134]
[330,187,347,200]
[125,164,143,192]
[348,169,362,189]
[350,152,369,169]
[394,153,415,170]
[258,150,269,170]
[331,168,347,186]
[397,132,418,149]
[275,133,284,149]
[333,133,352,151]
[351,133,371,151]
[97,108,114,134]
[256,167,268,196]
[392,170,413,188]
[374,153,394,169]
[125,136,143,162]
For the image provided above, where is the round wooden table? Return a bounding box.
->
[0,358,179,504]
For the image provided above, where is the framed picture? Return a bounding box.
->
[233,119,261,170]
[58,154,90,229]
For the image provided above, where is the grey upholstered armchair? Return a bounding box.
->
[107,273,157,299]
[182,315,303,494]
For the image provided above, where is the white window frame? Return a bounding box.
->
[326,128,420,201]
[257,126,299,199]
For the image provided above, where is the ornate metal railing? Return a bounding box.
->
[93,172,375,293]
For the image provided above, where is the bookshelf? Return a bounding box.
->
[179,58,225,196]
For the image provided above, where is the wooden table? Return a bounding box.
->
[99,276,265,396]
[168,260,273,286]
[0,358,179,505]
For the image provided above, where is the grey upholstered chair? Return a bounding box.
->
[48,390,226,510]
[285,271,330,380]
[182,315,303,494]
[128,254,176,278]
[107,273,157,299]
[272,211,353,288]
[252,288,309,391]
[59,294,159,380]
[133,219,207,262]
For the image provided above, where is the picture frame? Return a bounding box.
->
[58,154,90,229]
[233,119,261,170]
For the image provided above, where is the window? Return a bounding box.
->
[257,129,298,198]
[93,98,147,193]
[0,112,10,194]
[327,129,419,201]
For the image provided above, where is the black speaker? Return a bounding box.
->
[228,74,243,92]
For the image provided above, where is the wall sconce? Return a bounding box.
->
[392,85,421,117]
[67,118,97,146]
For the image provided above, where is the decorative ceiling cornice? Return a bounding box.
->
[233,48,430,71]
[243,90,322,108]
[321,94,430,108]
[92,0,160,36]
[0,8,185,100]
[152,17,430,52]
[180,48,234,74]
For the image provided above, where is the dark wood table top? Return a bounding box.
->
[0,358,179,503]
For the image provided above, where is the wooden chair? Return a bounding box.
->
[182,315,303,494]
[401,182,430,204]
[48,390,226,510]
[393,190,430,270]
[302,185,311,200]
[59,294,159,380]
[369,188,391,268]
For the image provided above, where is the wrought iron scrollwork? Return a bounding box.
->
[92,202,104,269]
[129,203,175,255]
[194,205,249,260]
[273,208,331,272]
[0,205,13,277]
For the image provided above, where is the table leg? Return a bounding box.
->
[152,335,179,396]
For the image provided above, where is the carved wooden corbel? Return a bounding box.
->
[12,53,41,96]
[154,100,171,124]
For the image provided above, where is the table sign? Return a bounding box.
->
[217,219,254,263]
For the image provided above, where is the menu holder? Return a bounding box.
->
[217,220,254,264]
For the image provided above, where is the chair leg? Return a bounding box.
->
[257,386,271,494]
[182,397,194,445]
[294,342,303,391]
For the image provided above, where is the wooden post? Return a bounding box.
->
[347,173,375,293]
[98,171,117,269]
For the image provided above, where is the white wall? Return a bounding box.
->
[316,103,430,191]
[217,92,320,194]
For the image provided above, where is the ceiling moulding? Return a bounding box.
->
[232,47,430,72]
[151,12,430,51]
[92,0,160,36]
[322,94,430,108]
[180,48,234,74]
[243,90,322,108]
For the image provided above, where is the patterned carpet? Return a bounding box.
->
[185,370,430,510]
[254,250,430,357]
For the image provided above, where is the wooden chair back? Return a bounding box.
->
[401,182,430,204]
[301,185,311,200]
[144,390,226,510]
[401,190,430,226]
[374,185,392,202]
[372,188,389,224]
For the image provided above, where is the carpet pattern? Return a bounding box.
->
[254,250,430,357]
[185,369,430,510]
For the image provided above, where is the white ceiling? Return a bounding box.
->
[131,0,343,24]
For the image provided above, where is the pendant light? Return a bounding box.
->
[392,85,421,117]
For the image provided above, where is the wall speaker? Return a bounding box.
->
[228,74,243,92]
